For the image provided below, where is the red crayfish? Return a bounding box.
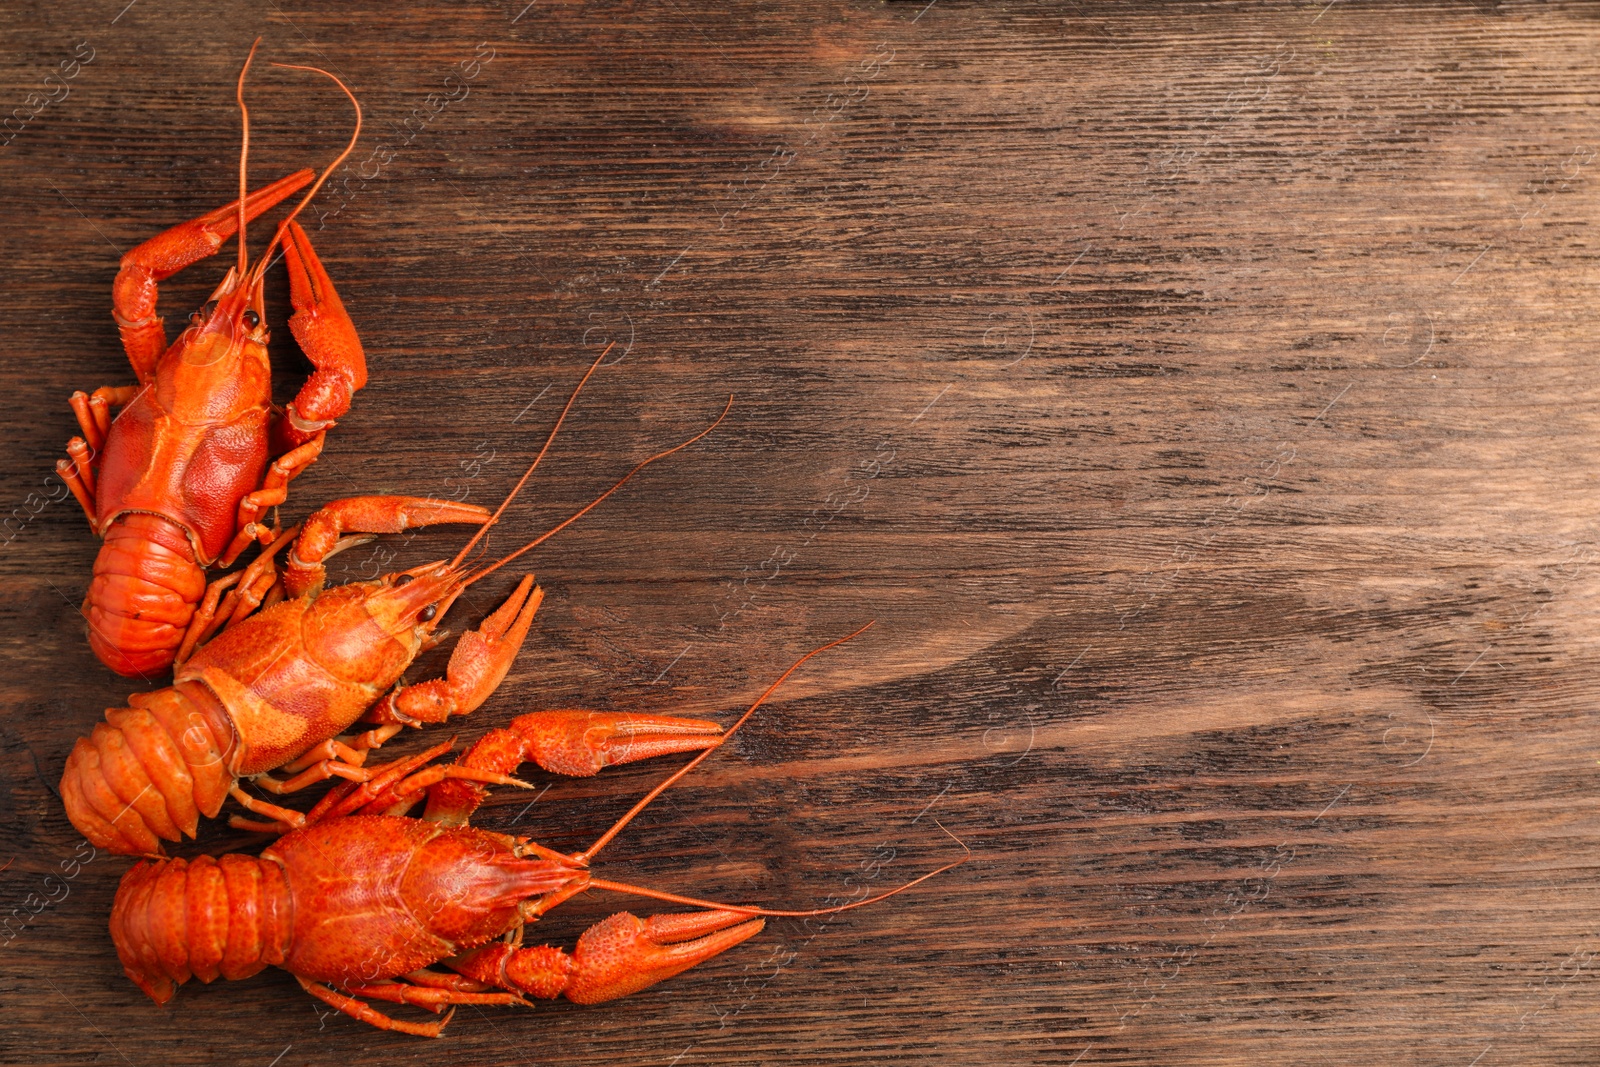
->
[110,625,963,1035]
[61,349,731,855]
[59,45,369,676]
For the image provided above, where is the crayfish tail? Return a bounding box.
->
[85,514,208,677]
[60,682,237,856]
[110,854,292,1005]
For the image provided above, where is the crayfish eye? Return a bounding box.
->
[394,574,415,587]
[243,309,260,329]
[419,604,438,622]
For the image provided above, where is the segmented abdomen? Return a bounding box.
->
[84,513,207,676]
[59,681,236,855]
[110,854,292,1005]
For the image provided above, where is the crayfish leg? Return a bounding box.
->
[400,968,493,993]
[218,434,326,567]
[296,977,455,1037]
[226,786,305,833]
[279,735,371,775]
[57,438,98,525]
[177,525,297,664]
[342,982,527,1011]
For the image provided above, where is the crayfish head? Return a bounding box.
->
[180,268,269,363]
[366,562,466,642]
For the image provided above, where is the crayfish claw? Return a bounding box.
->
[446,910,765,1006]
[422,709,725,827]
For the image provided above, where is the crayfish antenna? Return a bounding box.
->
[585,821,971,918]
[247,59,363,286]
[236,38,262,276]
[449,343,613,570]
[462,392,734,588]
[574,621,875,866]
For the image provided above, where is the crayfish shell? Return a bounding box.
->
[60,682,235,855]
[111,853,292,1004]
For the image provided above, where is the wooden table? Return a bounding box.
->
[2,2,1599,1064]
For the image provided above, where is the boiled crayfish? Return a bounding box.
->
[61,349,731,856]
[59,44,368,676]
[109,625,962,1036]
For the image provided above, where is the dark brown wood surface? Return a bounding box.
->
[3,2,1600,1064]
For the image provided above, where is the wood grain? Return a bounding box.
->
[2,1,1600,1064]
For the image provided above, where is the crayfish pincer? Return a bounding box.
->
[60,43,370,676]
[109,625,965,1036]
[61,350,731,855]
